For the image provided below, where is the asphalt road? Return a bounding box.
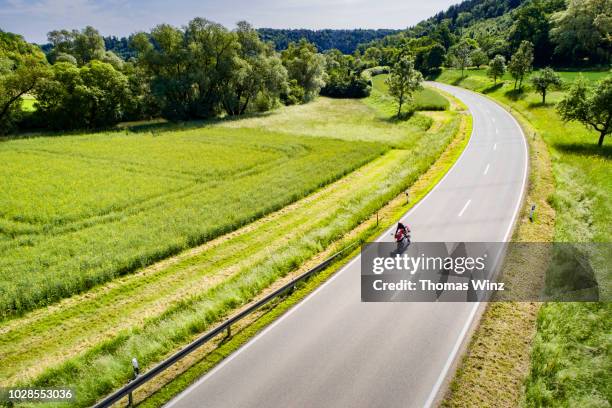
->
[165,83,528,408]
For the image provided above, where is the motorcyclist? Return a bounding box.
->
[395,222,410,242]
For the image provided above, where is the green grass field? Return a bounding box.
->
[0,129,385,318]
[1,79,464,406]
[435,68,611,407]
[366,74,450,117]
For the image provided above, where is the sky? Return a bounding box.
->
[0,0,461,44]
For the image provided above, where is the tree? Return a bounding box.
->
[221,21,288,115]
[47,26,105,66]
[55,53,77,65]
[0,30,49,133]
[508,40,534,90]
[550,0,612,65]
[99,51,124,70]
[530,67,562,103]
[363,46,384,66]
[385,56,423,117]
[557,75,612,147]
[508,1,553,65]
[34,60,131,129]
[412,39,446,75]
[471,48,489,68]
[487,54,506,84]
[424,43,446,73]
[431,20,456,50]
[321,49,371,98]
[449,39,478,78]
[281,39,327,103]
[133,19,238,120]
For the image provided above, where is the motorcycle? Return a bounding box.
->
[392,226,411,250]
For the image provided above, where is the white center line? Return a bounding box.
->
[493,143,497,150]
[458,199,471,217]
[491,117,496,123]
[484,164,490,175]
[495,128,499,135]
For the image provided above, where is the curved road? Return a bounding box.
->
[166,83,528,408]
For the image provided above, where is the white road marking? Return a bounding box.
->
[423,83,529,408]
[484,164,490,175]
[491,117,496,123]
[458,199,471,217]
[495,128,499,135]
[493,143,497,150]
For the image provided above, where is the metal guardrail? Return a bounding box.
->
[92,241,359,408]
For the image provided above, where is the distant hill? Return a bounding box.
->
[53,29,402,60]
[407,0,527,36]
[356,0,606,67]
[258,28,401,53]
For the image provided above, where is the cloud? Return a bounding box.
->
[0,0,461,43]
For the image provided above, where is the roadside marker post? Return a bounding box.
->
[529,204,536,222]
[128,358,140,406]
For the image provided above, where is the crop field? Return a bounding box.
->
[0,129,387,318]
[436,68,611,407]
[0,76,466,405]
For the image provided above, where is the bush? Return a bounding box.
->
[320,75,371,98]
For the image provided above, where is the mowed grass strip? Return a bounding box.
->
[4,116,462,407]
[435,68,611,407]
[0,128,386,318]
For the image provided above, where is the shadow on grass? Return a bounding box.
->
[381,110,416,123]
[1,111,276,141]
[482,83,504,94]
[554,142,612,158]
[451,76,466,86]
[527,101,556,109]
[127,111,274,133]
[504,89,527,101]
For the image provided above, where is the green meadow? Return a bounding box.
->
[0,129,385,318]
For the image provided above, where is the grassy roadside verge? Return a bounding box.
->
[441,86,554,408]
[128,93,472,408]
[437,69,611,407]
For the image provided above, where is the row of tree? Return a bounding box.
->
[481,41,611,148]
[2,21,377,134]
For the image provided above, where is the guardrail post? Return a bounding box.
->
[376,212,379,226]
[226,325,231,337]
[128,358,140,407]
